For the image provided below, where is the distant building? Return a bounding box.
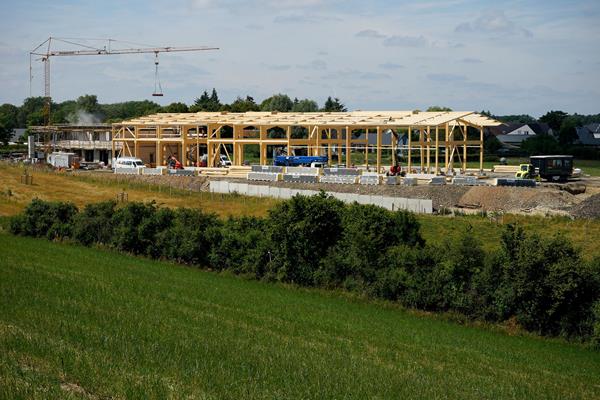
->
[487,122,553,148]
[8,128,27,144]
[29,125,121,164]
[574,123,600,146]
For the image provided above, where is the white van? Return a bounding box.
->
[113,157,145,169]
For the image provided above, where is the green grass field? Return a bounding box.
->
[1,233,599,399]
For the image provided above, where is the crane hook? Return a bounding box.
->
[152,52,163,97]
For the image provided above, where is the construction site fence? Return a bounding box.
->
[209,180,433,214]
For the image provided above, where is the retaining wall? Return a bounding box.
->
[209,180,433,214]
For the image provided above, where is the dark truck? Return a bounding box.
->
[527,155,573,181]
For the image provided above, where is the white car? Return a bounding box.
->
[113,157,145,169]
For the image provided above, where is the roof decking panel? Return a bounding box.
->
[115,111,501,127]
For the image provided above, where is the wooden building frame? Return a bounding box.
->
[112,111,500,174]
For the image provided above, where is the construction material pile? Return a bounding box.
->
[571,193,600,219]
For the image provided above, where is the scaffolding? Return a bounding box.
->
[112,111,501,174]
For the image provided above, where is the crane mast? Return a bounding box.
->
[30,37,219,125]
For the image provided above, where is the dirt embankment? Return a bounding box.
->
[571,193,600,219]
[77,171,210,192]
[80,171,598,217]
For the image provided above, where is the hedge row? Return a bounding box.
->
[9,196,600,345]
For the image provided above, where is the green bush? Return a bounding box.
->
[155,208,221,265]
[10,198,78,240]
[110,202,162,255]
[73,201,116,246]
[208,216,270,277]
[492,225,599,337]
[318,205,423,289]
[266,192,344,285]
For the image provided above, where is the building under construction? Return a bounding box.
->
[112,111,500,174]
[30,124,119,164]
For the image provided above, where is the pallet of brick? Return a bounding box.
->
[385,176,399,185]
[283,174,319,183]
[493,165,520,173]
[322,167,361,176]
[428,176,447,185]
[496,178,536,187]
[285,166,320,175]
[247,172,280,182]
[452,176,478,185]
[250,165,284,173]
[168,169,196,176]
[403,177,417,186]
[319,175,357,184]
[359,174,381,185]
[115,167,140,175]
[142,167,165,175]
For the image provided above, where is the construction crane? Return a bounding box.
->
[30,37,219,125]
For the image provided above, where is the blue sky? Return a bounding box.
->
[1,0,598,116]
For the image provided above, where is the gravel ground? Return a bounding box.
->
[570,193,600,219]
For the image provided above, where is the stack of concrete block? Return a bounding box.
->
[452,176,478,186]
[360,173,381,185]
[142,167,164,175]
[385,176,399,185]
[429,176,447,185]
[251,165,284,173]
[167,169,196,176]
[319,175,357,184]
[115,167,140,175]
[322,167,361,176]
[285,166,320,175]
[283,173,319,183]
[496,178,536,187]
[403,177,417,186]
[248,172,281,182]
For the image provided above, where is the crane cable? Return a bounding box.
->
[153,52,163,96]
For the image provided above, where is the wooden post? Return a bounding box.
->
[259,125,266,165]
[364,128,369,167]
[111,126,115,165]
[407,126,412,172]
[419,127,424,173]
[426,125,431,174]
[287,125,291,157]
[435,125,439,174]
[463,122,467,173]
[345,126,351,167]
[479,126,484,173]
[327,128,332,166]
[376,126,382,173]
[391,129,396,167]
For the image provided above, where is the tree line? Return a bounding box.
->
[9,195,600,347]
[0,91,347,144]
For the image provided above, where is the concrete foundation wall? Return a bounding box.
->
[209,181,433,214]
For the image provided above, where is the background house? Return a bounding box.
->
[575,123,600,147]
[487,122,552,149]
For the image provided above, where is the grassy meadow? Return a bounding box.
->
[1,233,599,399]
[0,163,278,218]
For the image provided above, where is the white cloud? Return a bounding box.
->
[378,62,404,70]
[355,29,386,39]
[455,10,533,38]
[383,35,428,47]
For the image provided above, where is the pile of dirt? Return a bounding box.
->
[458,186,577,213]
[570,193,600,219]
